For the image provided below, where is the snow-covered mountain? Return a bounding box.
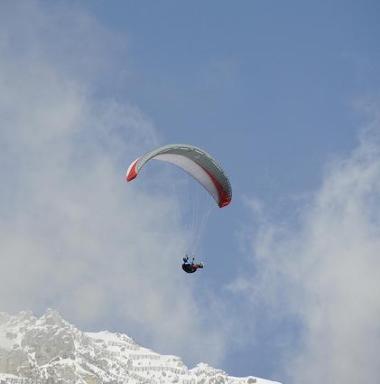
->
[0,309,280,384]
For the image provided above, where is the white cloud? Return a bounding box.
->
[0,1,226,366]
[236,108,380,383]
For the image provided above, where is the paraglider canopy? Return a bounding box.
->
[126,144,232,207]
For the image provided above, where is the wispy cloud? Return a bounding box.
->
[232,107,380,382]
[0,1,227,366]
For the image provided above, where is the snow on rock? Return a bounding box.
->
[0,310,281,384]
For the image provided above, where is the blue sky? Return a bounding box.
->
[1,1,380,383]
[84,2,380,377]
[87,0,379,226]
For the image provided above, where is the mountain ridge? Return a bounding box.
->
[0,309,281,384]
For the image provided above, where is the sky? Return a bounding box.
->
[0,1,380,383]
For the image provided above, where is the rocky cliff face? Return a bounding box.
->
[0,310,279,384]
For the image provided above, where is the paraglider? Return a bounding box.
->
[126,144,231,274]
[182,255,204,274]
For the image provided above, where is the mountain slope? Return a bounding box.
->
[0,309,281,384]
